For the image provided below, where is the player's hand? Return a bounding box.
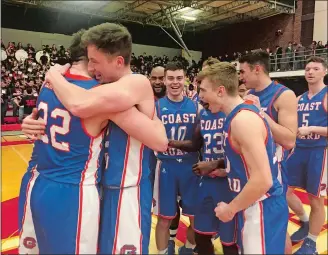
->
[208,168,227,178]
[214,202,236,222]
[45,63,71,84]
[192,161,216,176]
[168,139,178,148]
[51,63,71,75]
[21,108,46,140]
[297,126,312,137]
[243,94,261,110]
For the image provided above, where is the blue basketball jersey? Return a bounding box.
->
[191,93,199,103]
[103,121,151,188]
[223,103,283,200]
[36,73,104,185]
[156,96,199,161]
[296,86,327,148]
[199,109,225,161]
[248,82,290,161]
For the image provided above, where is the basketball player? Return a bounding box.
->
[168,59,238,255]
[238,81,247,98]
[152,61,200,255]
[151,65,166,100]
[169,108,238,255]
[18,29,107,254]
[149,65,166,184]
[240,50,297,253]
[19,27,168,254]
[44,23,169,254]
[198,62,288,254]
[18,136,38,254]
[287,56,327,255]
[148,65,182,251]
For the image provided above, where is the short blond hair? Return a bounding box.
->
[197,62,239,96]
[202,57,220,69]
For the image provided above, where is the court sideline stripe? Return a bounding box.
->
[11,146,29,165]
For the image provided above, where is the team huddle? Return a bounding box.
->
[18,22,327,255]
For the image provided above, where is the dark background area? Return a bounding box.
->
[1,0,314,58]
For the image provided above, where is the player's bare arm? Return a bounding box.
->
[108,107,168,152]
[22,106,168,152]
[305,126,328,137]
[228,111,273,214]
[169,124,202,152]
[46,68,153,118]
[265,90,298,150]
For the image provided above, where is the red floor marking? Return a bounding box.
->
[1,198,19,240]
[2,248,18,254]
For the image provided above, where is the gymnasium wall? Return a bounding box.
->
[1,28,194,60]
[200,2,303,58]
[313,1,327,43]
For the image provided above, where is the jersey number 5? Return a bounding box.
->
[38,102,71,152]
[302,113,309,127]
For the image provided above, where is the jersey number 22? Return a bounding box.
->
[38,102,71,152]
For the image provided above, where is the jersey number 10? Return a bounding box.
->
[38,102,71,152]
[170,126,187,141]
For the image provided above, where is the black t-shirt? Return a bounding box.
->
[20,94,37,115]
[40,55,49,65]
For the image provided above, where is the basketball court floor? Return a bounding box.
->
[1,135,327,254]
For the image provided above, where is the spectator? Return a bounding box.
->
[1,81,9,123]
[18,87,37,122]
[295,42,306,69]
[40,51,49,65]
[285,42,294,70]
[275,45,283,71]
[316,41,325,57]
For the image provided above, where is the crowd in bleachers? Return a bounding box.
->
[1,39,327,124]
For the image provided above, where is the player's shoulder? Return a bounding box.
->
[157,96,167,103]
[231,108,266,135]
[122,73,150,85]
[66,76,99,90]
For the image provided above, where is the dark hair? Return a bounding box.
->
[26,87,33,94]
[164,61,185,76]
[306,56,327,69]
[239,50,270,74]
[82,23,132,66]
[69,29,87,63]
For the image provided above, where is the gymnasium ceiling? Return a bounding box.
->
[3,0,295,32]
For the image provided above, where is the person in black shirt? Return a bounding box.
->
[19,87,37,122]
[1,81,9,123]
[40,51,49,65]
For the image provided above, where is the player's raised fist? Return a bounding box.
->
[215,202,235,222]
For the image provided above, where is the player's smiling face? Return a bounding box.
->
[86,44,123,83]
[150,67,165,94]
[199,77,221,113]
[164,69,185,97]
